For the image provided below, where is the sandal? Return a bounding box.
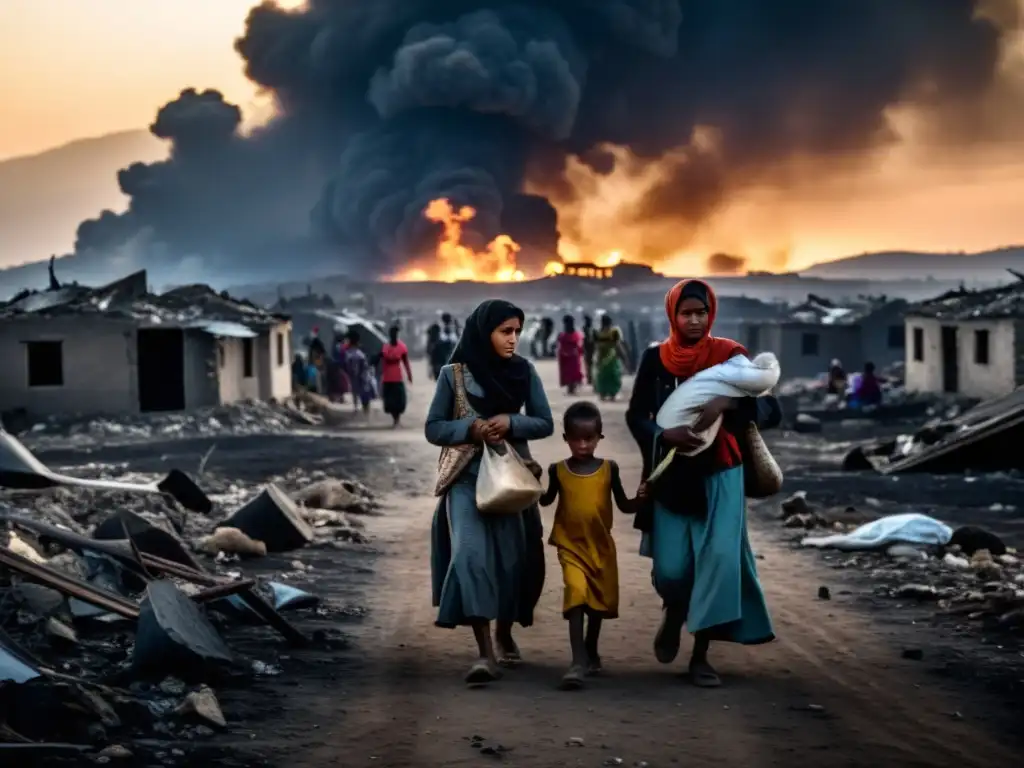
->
[586,656,603,676]
[560,665,585,691]
[688,659,721,688]
[465,660,502,686]
[496,638,522,667]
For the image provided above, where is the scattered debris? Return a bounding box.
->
[132,582,234,681]
[198,528,267,559]
[774,492,1023,642]
[221,485,314,553]
[817,586,831,600]
[846,389,1024,474]
[175,685,227,729]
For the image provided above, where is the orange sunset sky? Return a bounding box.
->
[0,0,1022,273]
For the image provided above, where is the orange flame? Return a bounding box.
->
[391,198,527,282]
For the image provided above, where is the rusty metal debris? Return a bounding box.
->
[2,515,308,646]
[0,546,140,620]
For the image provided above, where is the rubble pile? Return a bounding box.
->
[20,398,329,446]
[844,388,1024,474]
[0,451,377,760]
[776,493,1024,637]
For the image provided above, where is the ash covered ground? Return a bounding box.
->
[3,362,1023,766]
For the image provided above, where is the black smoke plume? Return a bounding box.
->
[706,253,746,275]
[69,1,1023,280]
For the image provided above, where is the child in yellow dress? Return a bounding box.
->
[540,401,641,689]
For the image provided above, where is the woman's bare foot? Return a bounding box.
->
[560,665,585,690]
[688,658,721,688]
[465,659,503,686]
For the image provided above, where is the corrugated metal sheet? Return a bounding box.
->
[195,320,258,338]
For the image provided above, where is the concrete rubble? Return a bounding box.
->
[0,439,377,762]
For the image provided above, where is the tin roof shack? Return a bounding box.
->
[737,295,908,381]
[0,271,293,420]
[903,278,1024,399]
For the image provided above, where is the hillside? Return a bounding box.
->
[0,130,167,269]
[800,246,1024,283]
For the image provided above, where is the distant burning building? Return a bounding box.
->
[555,261,659,284]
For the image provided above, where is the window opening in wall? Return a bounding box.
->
[800,332,819,357]
[912,327,924,361]
[218,344,225,369]
[887,325,905,349]
[25,341,64,387]
[243,338,254,378]
[974,329,990,365]
[276,332,285,367]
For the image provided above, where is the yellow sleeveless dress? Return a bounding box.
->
[549,460,619,618]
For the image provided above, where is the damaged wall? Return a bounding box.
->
[0,316,139,417]
[257,326,293,402]
[905,316,1019,399]
[183,332,222,410]
[216,323,292,405]
[740,321,863,380]
[219,339,260,403]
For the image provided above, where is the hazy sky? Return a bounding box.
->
[0,0,1022,270]
[0,0,275,159]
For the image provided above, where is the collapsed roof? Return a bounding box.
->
[0,270,288,331]
[760,294,907,326]
[906,276,1024,321]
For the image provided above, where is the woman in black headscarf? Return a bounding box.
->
[425,299,554,685]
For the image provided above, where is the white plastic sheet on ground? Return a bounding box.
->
[654,352,781,456]
[800,513,953,551]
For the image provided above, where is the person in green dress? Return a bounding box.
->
[592,314,629,401]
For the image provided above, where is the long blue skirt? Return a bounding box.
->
[431,479,545,628]
[640,466,774,644]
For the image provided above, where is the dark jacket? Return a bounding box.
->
[625,346,782,530]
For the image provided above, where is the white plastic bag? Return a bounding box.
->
[655,352,781,456]
[476,441,543,514]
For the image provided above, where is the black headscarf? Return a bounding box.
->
[449,299,531,417]
[679,280,710,310]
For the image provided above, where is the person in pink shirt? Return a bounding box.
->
[557,315,585,395]
[380,325,413,426]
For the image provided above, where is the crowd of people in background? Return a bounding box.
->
[290,308,635,424]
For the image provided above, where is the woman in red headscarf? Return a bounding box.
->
[626,278,780,688]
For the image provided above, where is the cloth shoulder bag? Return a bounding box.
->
[476,441,544,514]
[433,364,480,496]
[739,423,783,499]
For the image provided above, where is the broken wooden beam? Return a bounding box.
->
[191,578,257,604]
[0,546,139,620]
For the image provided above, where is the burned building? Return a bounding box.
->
[0,271,292,418]
[904,279,1024,399]
[738,296,908,380]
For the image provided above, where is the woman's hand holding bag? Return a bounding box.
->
[476,440,544,514]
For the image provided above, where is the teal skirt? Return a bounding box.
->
[640,465,774,645]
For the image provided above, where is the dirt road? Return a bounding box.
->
[275,361,1017,768]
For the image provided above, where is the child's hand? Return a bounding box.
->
[636,482,649,500]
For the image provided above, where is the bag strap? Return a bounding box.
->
[451,363,469,420]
